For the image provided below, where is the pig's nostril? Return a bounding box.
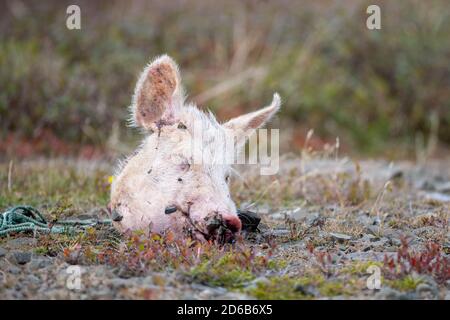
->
[222,215,242,233]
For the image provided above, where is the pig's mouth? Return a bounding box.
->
[177,205,236,244]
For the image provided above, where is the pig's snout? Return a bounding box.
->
[221,214,242,233]
[205,213,242,243]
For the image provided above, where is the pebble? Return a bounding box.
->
[286,207,302,220]
[13,251,32,265]
[416,276,439,296]
[271,229,290,237]
[270,213,285,220]
[415,283,436,299]
[329,232,352,242]
[27,257,53,270]
[0,247,7,258]
[27,274,42,285]
[436,181,450,193]
[423,192,450,203]
[108,278,132,288]
[7,265,21,275]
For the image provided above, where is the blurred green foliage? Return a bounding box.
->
[0,0,449,154]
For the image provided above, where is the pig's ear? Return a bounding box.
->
[130,55,183,129]
[223,93,281,146]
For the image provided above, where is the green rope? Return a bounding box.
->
[0,205,112,237]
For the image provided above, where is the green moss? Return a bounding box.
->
[318,281,349,297]
[340,261,383,275]
[245,273,355,299]
[245,273,342,300]
[33,246,50,255]
[245,276,311,300]
[388,276,423,292]
[268,259,288,270]
[188,254,256,289]
[189,263,255,289]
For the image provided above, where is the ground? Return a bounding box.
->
[0,155,449,299]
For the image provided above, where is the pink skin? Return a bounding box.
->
[109,55,280,242]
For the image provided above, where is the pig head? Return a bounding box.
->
[109,55,280,242]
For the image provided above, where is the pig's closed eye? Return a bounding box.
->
[180,161,190,171]
[225,175,230,183]
[172,154,191,171]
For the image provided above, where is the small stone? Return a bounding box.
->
[0,247,7,258]
[13,251,32,265]
[423,192,450,203]
[7,265,21,275]
[417,276,438,294]
[287,208,303,220]
[375,287,411,300]
[108,278,131,288]
[27,257,52,270]
[271,229,290,237]
[89,290,114,299]
[329,232,352,242]
[198,288,216,299]
[419,180,436,191]
[27,274,41,285]
[415,283,438,299]
[270,213,285,220]
[436,181,450,194]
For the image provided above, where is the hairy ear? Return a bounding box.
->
[131,55,183,129]
[223,93,281,145]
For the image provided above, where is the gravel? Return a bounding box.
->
[0,159,449,300]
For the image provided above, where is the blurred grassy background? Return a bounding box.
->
[0,0,449,158]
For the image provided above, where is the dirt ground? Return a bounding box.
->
[0,155,449,299]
